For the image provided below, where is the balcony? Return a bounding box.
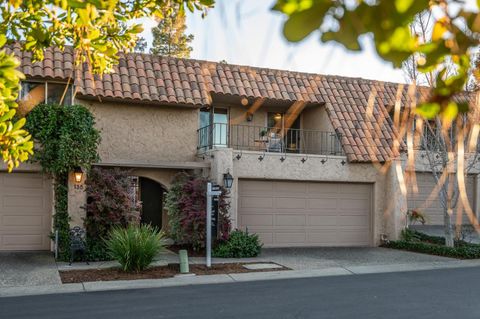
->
[197,123,344,156]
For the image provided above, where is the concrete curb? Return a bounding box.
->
[2,260,480,298]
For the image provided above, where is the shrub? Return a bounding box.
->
[84,167,141,243]
[213,230,262,258]
[106,224,166,272]
[165,173,231,250]
[383,240,480,259]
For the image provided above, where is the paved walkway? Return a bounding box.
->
[0,252,60,288]
[58,247,453,271]
[2,247,478,298]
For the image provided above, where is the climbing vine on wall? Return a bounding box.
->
[26,103,101,260]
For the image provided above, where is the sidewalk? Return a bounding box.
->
[3,258,480,298]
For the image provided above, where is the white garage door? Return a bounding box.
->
[238,180,373,247]
[407,172,476,225]
[0,173,52,251]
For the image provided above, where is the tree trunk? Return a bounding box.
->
[444,208,454,247]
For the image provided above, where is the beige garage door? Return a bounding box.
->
[407,172,476,225]
[0,173,52,251]
[238,180,373,247]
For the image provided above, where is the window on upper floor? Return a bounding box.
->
[18,81,73,116]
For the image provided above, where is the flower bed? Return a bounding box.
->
[60,262,288,284]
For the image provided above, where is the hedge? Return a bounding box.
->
[383,240,480,259]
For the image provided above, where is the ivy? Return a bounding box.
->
[52,173,70,260]
[25,104,101,175]
[26,103,100,260]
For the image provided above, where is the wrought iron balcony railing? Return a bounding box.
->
[197,123,344,156]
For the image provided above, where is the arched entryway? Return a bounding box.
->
[138,177,166,229]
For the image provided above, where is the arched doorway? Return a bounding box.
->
[139,177,166,229]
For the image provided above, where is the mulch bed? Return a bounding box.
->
[60,263,288,284]
[167,244,205,257]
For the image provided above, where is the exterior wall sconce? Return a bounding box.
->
[246,112,253,122]
[223,171,234,189]
[73,167,84,184]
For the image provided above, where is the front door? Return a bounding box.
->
[140,177,164,229]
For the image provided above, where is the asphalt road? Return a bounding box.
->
[1,267,480,319]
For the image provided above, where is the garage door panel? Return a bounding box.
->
[274,232,306,244]
[240,196,273,209]
[308,198,337,210]
[0,173,52,251]
[1,215,45,228]
[275,181,307,195]
[238,180,372,247]
[275,197,306,209]
[337,215,370,226]
[307,183,339,194]
[276,215,305,226]
[4,194,48,209]
[239,180,273,194]
[307,215,337,226]
[240,214,273,226]
[2,174,45,189]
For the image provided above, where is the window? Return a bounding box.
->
[47,83,73,105]
[19,81,73,107]
[198,107,229,149]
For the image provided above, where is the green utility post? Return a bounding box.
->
[179,249,189,273]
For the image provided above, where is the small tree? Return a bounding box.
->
[418,116,479,247]
[150,4,194,58]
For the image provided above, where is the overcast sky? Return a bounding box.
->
[140,0,413,84]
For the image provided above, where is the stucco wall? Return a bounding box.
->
[302,105,333,132]
[204,148,401,245]
[78,99,199,164]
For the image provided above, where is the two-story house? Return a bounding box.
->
[1,44,479,251]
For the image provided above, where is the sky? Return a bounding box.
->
[138,0,450,84]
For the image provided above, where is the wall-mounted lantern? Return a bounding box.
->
[73,167,84,184]
[246,111,253,122]
[223,171,234,189]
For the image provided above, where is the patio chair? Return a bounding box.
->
[69,226,89,266]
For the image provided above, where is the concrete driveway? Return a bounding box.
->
[0,252,61,287]
[256,247,454,270]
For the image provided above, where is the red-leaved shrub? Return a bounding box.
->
[165,173,231,250]
[84,167,141,241]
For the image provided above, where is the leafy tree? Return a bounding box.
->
[273,1,480,242]
[150,4,194,57]
[0,0,213,171]
[272,0,480,120]
[135,37,148,53]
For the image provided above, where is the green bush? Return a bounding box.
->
[383,240,480,259]
[213,230,262,258]
[106,224,166,272]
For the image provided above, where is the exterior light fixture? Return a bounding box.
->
[274,113,282,121]
[73,167,84,184]
[223,172,234,189]
[246,112,253,122]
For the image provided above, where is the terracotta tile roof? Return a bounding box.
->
[9,43,468,163]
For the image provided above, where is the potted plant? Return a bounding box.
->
[259,128,268,141]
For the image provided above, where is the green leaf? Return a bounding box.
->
[282,2,330,42]
[416,102,441,119]
[395,0,415,13]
